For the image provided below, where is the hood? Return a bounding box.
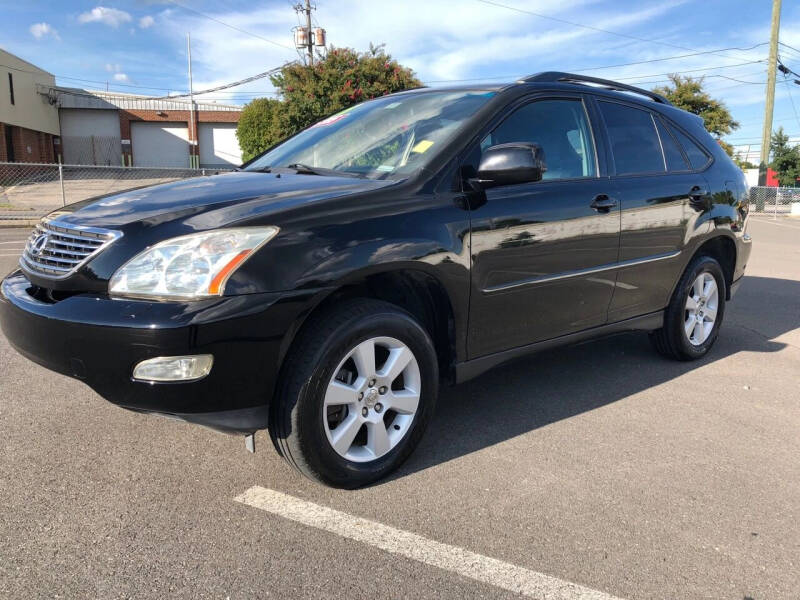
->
[53,171,396,230]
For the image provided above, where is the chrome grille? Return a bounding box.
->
[20,219,122,279]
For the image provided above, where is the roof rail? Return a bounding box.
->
[517,71,671,105]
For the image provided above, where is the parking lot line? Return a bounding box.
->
[748,216,800,229]
[235,486,623,600]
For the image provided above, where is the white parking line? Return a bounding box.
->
[235,486,623,600]
[749,216,800,229]
[0,241,27,245]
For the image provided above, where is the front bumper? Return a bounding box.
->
[0,271,317,433]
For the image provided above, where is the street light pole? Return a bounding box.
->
[188,32,196,169]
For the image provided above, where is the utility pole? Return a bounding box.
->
[304,0,314,66]
[760,0,782,182]
[187,32,196,169]
[294,1,325,66]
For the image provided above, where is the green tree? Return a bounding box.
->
[236,97,283,162]
[653,75,739,155]
[769,127,800,187]
[236,44,422,160]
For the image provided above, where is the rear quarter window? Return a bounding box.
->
[655,118,689,172]
[667,124,711,170]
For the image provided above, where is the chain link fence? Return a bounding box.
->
[0,161,233,221]
[60,135,123,166]
[748,186,800,217]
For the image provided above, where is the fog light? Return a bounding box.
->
[133,355,213,382]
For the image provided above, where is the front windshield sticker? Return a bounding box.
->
[312,113,349,128]
[376,165,395,172]
[411,140,434,154]
[312,105,358,128]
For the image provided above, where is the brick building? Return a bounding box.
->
[0,49,60,163]
[54,88,242,168]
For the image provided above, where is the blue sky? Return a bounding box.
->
[3,0,800,159]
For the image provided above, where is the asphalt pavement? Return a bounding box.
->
[1,217,798,599]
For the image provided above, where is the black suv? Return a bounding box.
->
[0,72,751,487]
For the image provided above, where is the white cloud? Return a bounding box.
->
[139,15,155,29]
[105,63,121,72]
[29,22,60,41]
[78,7,133,28]
[113,72,130,82]
[157,0,693,104]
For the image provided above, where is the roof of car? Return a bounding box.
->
[401,71,672,108]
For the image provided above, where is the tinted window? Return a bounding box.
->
[669,125,710,170]
[483,99,596,180]
[655,118,689,171]
[599,101,664,175]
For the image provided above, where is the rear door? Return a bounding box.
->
[467,94,620,358]
[594,99,710,322]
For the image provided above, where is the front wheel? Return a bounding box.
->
[650,255,726,361]
[270,299,438,488]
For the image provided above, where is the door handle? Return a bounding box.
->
[590,194,617,212]
[688,185,709,211]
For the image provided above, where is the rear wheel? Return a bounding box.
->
[270,299,438,488]
[650,255,726,361]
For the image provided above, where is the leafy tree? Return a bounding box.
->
[236,98,283,162]
[769,127,800,187]
[236,44,422,160]
[653,75,739,155]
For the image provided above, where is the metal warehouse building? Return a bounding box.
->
[48,87,243,168]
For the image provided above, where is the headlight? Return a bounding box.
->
[109,226,278,300]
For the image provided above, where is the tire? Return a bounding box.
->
[650,255,726,361]
[269,298,439,488]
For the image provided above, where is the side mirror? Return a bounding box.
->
[473,143,546,189]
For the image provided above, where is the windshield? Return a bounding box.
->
[244,91,495,179]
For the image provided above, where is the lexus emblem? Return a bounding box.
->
[29,233,49,256]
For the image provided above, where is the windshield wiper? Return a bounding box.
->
[285,163,363,178]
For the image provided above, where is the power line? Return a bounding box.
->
[164,0,295,51]
[782,75,800,129]
[423,59,764,86]
[475,0,760,63]
[610,61,765,82]
[422,48,767,84]
[779,41,800,57]
[153,65,287,99]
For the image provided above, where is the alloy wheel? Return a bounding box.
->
[684,272,719,346]
[323,336,421,462]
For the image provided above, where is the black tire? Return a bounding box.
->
[650,255,726,361]
[269,298,439,488]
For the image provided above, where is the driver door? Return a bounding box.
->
[467,95,620,358]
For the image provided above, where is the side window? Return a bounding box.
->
[482,99,596,180]
[599,101,665,175]
[655,118,689,171]
[668,124,711,170]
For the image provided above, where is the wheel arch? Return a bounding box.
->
[688,233,737,300]
[277,264,461,386]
